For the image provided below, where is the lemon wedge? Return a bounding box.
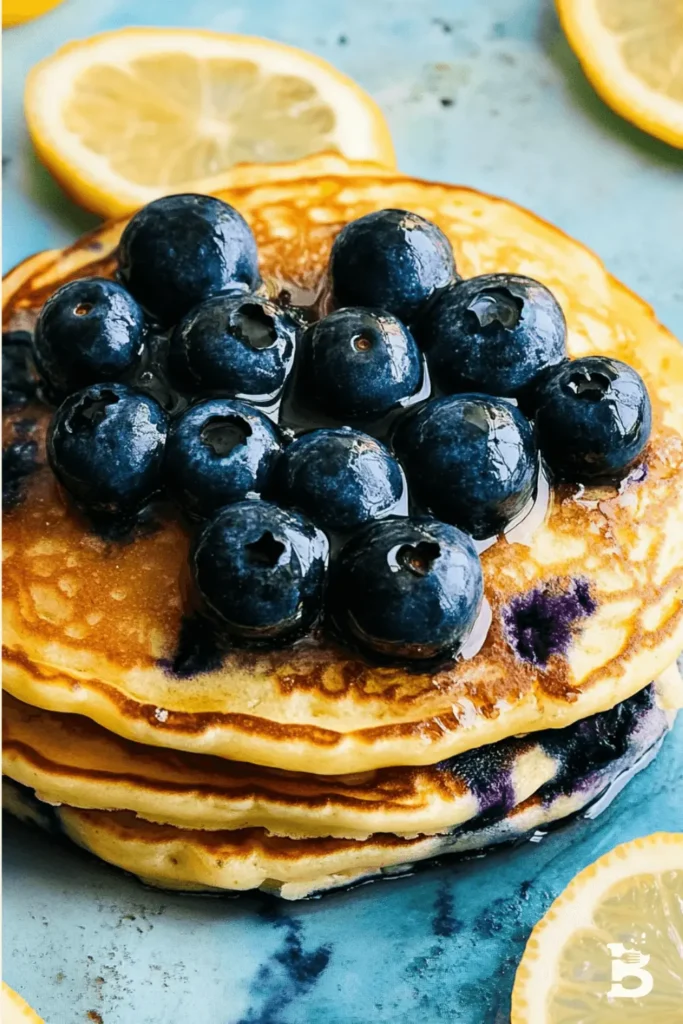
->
[557,0,683,147]
[25,28,396,217]
[3,0,64,27]
[1,983,45,1024]
[511,832,683,1022]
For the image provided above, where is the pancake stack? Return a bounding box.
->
[4,172,683,898]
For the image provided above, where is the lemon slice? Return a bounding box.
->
[3,0,64,27]
[557,0,683,147]
[1,983,45,1023]
[511,832,683,1022]
[25,28,396,217]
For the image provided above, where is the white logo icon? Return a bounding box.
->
[607,943,653,999]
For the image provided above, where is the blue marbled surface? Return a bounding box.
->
[3,1,682,1021]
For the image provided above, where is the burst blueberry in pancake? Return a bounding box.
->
[3,172,683,897]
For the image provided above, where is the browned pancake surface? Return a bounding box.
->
[4,174,683,773]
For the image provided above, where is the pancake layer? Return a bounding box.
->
[4,174,683,774]
[3,678,675,898]
[4,666,681,840]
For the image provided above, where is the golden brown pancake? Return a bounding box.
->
[0,692,544,838]
[4,173,683,774]
[3,670,676,898]
[3,667,680,839]
[3,666,680,841]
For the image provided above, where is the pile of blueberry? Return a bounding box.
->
[36,194,652,667]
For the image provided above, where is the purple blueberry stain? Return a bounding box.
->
[621,461,648,488]
[502,577,597,667]
[436,740,519,817]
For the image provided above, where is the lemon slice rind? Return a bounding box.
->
[1,982,45,1024]
[3,0,64,28]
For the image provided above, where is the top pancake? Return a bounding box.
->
[4,172,683,774]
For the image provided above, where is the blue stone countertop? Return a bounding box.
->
[3,1,682,1022]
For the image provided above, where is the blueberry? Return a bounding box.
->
[416,274,566,398]
[534,356,652,481]
[393,394,538,539]
[329,516,483,663]
[331,209,456,322]
[169,293,299,402]
[165,398,282,518]
[3,433,39,511]
[33,278,145,396]
[3,331,38,410]
[516,359,570,419]
[296,308,424,422]
[192,500,328,642]
[118,194,259,326]
[273,427,404,531]
[47,383,167,516]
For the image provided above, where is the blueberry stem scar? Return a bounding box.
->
[246,531,285,567]
[200,415,252,456]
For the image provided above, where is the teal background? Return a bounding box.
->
[3,1,682,1022]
